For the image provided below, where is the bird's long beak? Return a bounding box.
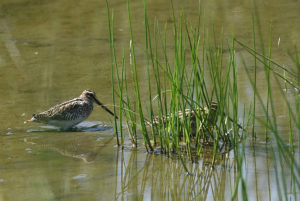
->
[93,97,118,119]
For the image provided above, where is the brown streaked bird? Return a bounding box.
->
[149,101,243,135]
[149,102,219,128]
[25,90,118,130]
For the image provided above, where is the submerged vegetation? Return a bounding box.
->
[106,0,299,199]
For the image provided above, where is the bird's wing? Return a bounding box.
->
[33,98,84,121]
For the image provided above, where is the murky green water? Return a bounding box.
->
[0,0,299,200]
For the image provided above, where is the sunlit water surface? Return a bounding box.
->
[0,0,299,200]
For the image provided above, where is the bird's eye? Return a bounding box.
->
[87,93,94,98]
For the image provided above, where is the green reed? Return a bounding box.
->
[233,37,300,90]
[127,0,153,152]
[251,2,257,138]
[265,23,272,142]
[106,1,120,146]
[143,1,156,147]
[296,44,300,164]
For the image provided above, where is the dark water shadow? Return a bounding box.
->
[25,121,114,133]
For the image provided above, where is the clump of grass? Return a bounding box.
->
[107,0,245,172]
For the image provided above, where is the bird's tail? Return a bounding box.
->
[24,116,36,124]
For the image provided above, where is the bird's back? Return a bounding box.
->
[32,98,93,123]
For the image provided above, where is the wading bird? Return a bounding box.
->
[25,89,117,130]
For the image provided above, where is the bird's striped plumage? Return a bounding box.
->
[149,101,243,136]
[25,90,117,130]
[150,102,219,127]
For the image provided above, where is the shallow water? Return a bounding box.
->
[0,0,299,200]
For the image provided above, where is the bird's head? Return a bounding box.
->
[80,89,118,119]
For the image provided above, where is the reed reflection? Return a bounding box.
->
[113,144,235,200]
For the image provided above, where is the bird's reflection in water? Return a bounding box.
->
[24,121,115,163]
